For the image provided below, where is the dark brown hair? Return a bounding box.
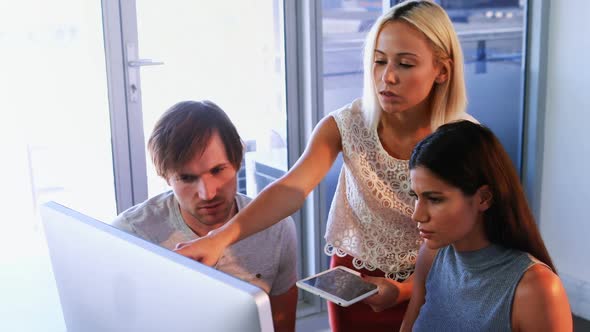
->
[148,100,243,178]
[409,120,556,271]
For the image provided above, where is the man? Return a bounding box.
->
[113,100,298,331]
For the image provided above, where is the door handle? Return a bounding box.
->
[128,59,164,67]
[125,43,164,102]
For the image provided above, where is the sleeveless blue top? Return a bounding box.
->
[413,244,539,332]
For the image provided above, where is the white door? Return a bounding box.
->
[116,0,290,199]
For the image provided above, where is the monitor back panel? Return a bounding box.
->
[41,202,273,332]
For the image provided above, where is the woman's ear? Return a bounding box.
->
[435,59,452,84]
[476,185,493,211]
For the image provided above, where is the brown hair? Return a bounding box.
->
[148,100,243,178]
[410,120,556,271]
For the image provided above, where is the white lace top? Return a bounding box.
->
[324,100,421,280]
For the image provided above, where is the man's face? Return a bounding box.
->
[167,131,238,236]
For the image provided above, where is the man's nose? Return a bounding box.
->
[196,177,216,201]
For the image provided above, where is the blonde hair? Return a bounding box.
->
[361,0,467,130]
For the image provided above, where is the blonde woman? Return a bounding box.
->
[177,1,474,330]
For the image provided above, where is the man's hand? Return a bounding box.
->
[361,275,403,312]
[174,233,226,267]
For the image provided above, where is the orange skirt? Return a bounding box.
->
[327,254,409,332]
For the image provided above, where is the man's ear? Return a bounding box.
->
[435,59,452,84]
[477,185,493,211]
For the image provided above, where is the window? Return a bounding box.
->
[129,1,289,200]
[0,1,114,330]
[319,0,384,271]
[445,0,526,169]
[318,0,527,269]
[1,1,116,231]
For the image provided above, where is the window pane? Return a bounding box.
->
[135,1,288,199]
[445,0,526,169]
[320,0,383,270]
[322,0,526,168]
[0,1,114,330]
[0,1,116,233]
[320,0,526,271]
[322,0,382,115]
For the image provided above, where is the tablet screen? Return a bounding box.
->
[301,268,377,301]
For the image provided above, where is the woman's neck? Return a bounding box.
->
[452,215,491,252]
[378,105,432,159]
[380,99,433,137]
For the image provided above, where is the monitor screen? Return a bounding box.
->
[41,201,273,332]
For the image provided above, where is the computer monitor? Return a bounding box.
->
[41,201,273,332]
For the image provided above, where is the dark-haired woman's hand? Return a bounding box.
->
[361,276,412,312]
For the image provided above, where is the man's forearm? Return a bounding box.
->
[269,286,298,332]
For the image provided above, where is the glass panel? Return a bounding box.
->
[135,1,288,199]
[1,1,116,223]
[320,0,526,271]
[320,0,383,270]
[441,0,526,170]
[322,0,383,115]
[0,0,114,330]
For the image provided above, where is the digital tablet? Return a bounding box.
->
[296,266,378,307]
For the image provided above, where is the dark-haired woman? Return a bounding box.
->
[400,120,572,332]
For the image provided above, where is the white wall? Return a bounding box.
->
[540,0,590,319]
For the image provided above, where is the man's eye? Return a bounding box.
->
[211,166,225,175]
[179,175,197,183]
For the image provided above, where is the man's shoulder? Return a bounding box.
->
[113,191,176,228]
[235,193,295,235]
[234,192,253,207]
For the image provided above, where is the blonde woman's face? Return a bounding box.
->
[373,20,443,115]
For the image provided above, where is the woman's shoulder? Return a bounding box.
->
[329,98,363,119]
[452,112,479,124]
[516,264,563,301]
[326,99,368,137]
[511,264,572,330]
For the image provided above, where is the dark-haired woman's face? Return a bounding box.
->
[410,166,490,252]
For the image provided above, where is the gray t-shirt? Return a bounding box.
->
[112,191,297,296]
